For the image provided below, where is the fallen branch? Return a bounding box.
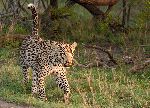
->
[129,58,150,72]
[73,57,116,68]
[84,45,118,65]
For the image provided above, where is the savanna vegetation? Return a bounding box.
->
[0,0,150,108]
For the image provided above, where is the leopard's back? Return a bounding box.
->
[20,37,74,67]
[20,36,41,66]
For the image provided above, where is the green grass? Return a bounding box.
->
[0,1,149,107]
[0,48,150,108]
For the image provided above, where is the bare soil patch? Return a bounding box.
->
[0,100,33,108]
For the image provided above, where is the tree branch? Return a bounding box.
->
[74,0,105,18]
[84,45,118,65]
[129,59,150,72]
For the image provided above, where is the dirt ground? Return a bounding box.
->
[0,100,33,108]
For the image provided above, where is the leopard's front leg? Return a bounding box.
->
[37,75,47,101]
[55,69,70,104]
[31,70,38,96]
[64,91,70,104]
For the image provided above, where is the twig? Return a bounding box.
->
[41,0,47,10]
[2,0,7,12]
[22,0,28,6]
[17,0,29,14]
[45,0,49,7]
[73,59,87,68]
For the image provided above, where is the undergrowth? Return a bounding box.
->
[0,48,149,108]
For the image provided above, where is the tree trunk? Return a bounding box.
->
[50,0,58,8]
[127,4,131,27]
[122,0,127,27]
[0,21,2,33]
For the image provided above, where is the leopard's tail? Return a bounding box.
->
[27,3,39,36]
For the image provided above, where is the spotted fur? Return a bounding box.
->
[20,3,77,103]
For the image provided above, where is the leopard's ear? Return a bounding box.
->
[71,42,77,52]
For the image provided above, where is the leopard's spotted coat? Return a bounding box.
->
[20,3,77,103]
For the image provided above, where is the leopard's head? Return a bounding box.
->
[61,42,77,67]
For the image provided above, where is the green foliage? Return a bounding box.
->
[0,23,28,48]
[95,21,109,34]
[130,1,150,29]
[13,24,29,35]
[51,7,75,18]
[40,7,77,40]
[1,25,9,34]
[0,48,12,60]
[4,40,20,49]
[136,13,148,27]
[1,23,29,35]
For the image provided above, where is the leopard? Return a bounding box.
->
[20,3,77,103]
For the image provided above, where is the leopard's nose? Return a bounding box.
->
[65,61,73,67]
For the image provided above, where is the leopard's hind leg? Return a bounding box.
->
[21,65,29,85]
[20,64,30,93]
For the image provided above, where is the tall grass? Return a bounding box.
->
[0,48,149,108]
